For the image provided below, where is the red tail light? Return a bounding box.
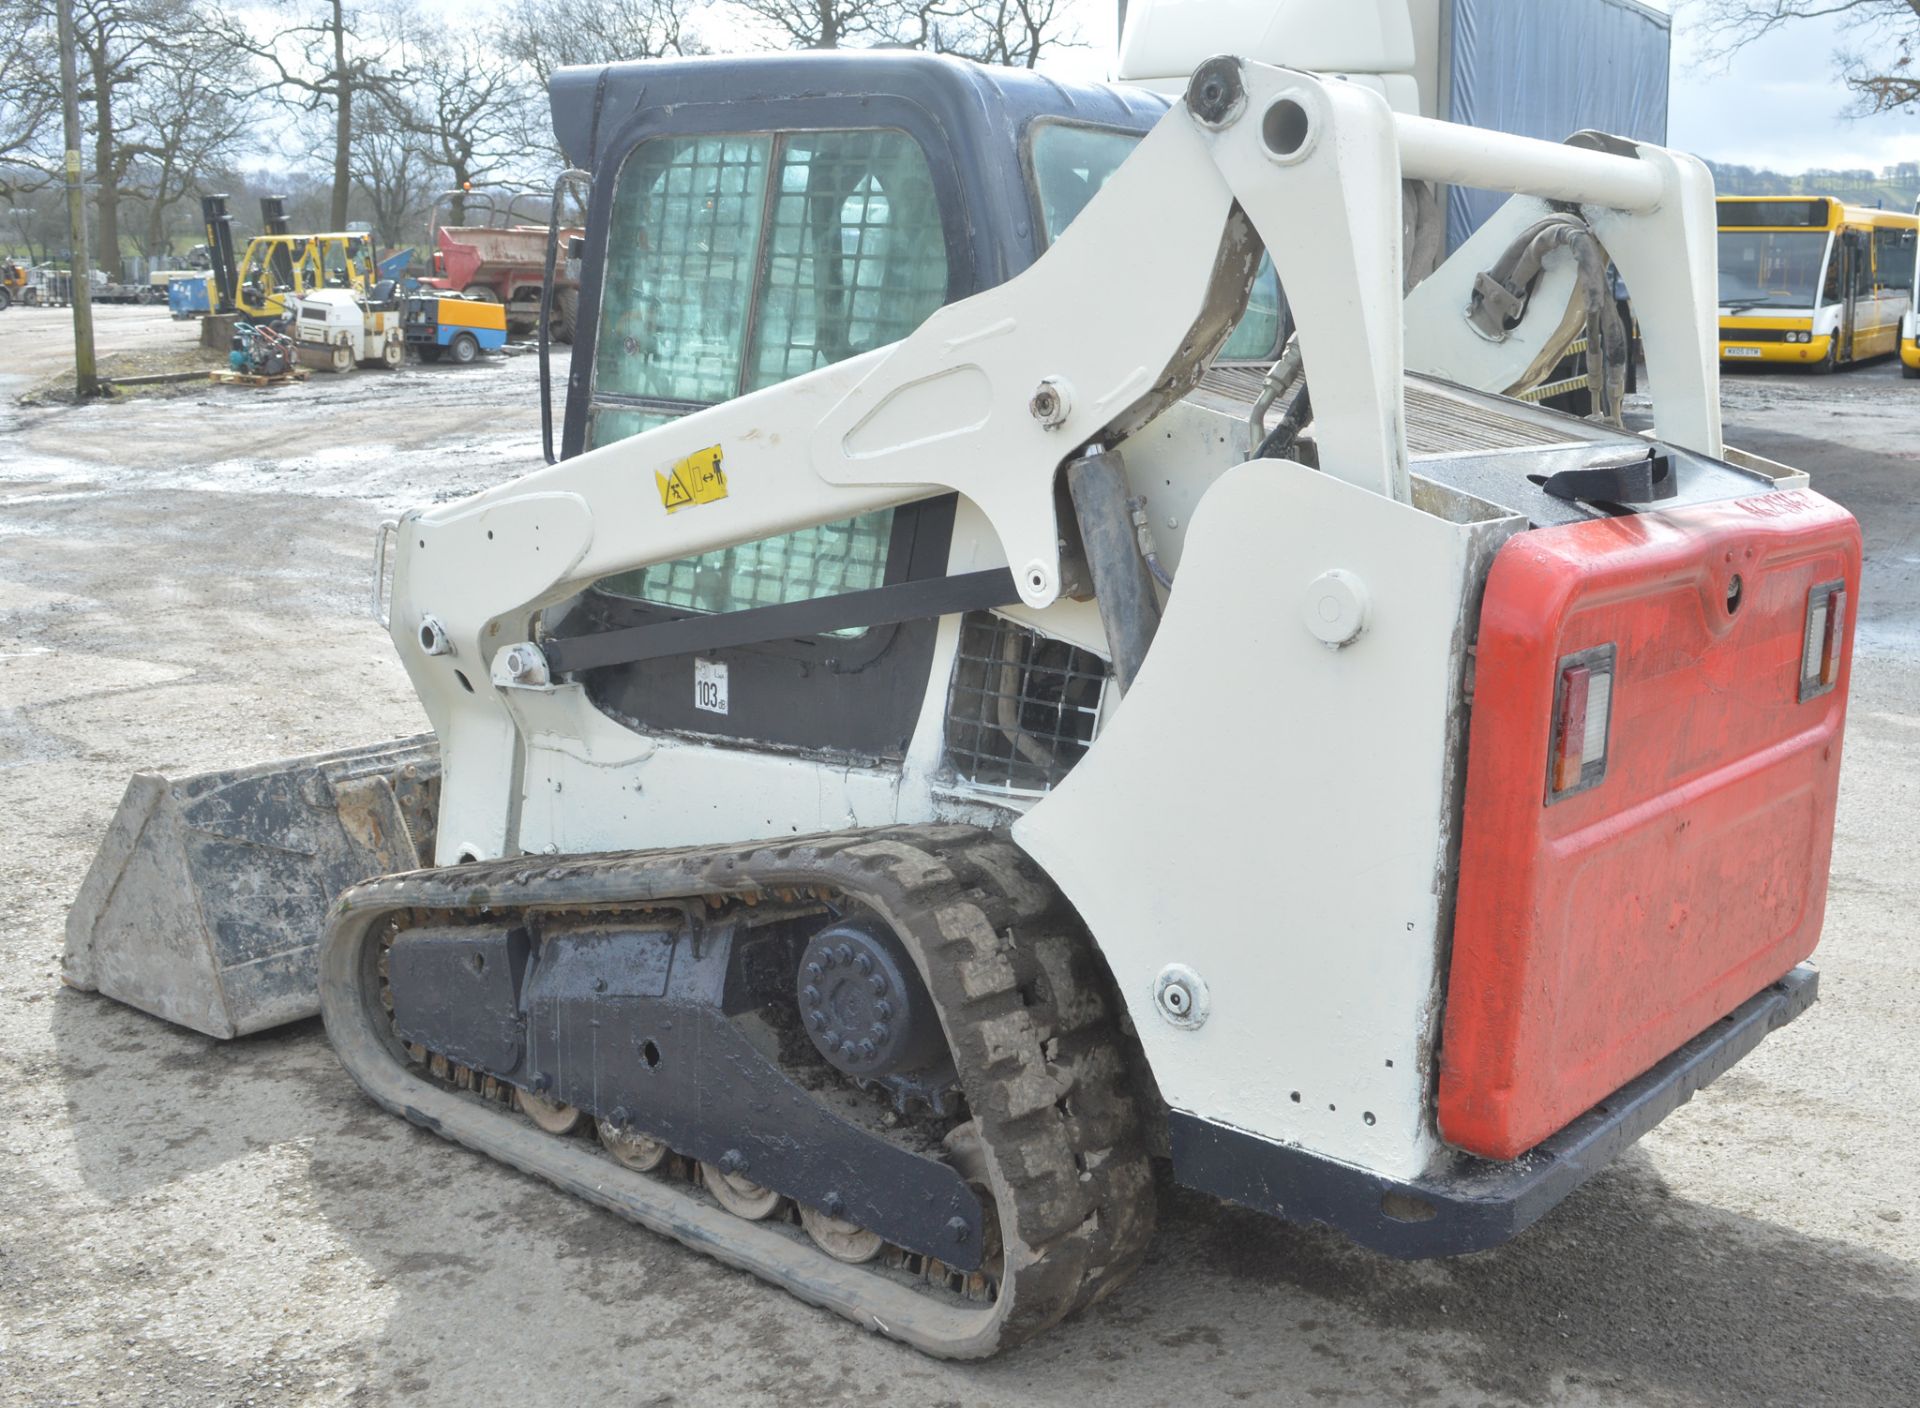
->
[1547,645,1614,802]
[1799,580,1845,702]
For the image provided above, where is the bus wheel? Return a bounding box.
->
[0,286,11,312]
[1903,360,1919,381]
[418,346,442,364]
[1813,343,1838,375]
[449,332,479,365]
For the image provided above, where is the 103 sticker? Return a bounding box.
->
[694,658,729,715]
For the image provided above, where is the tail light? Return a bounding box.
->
[1799,580,1846,701]
[1547,645,1614,803]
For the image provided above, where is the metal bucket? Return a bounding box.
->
[64,736,439,1038]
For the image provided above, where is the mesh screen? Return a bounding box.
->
[596,509,895,629]
[945,613,1108,795]
[594,134,771,404]
[746,130,950,391]
[589,128,947,624]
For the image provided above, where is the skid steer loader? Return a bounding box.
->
[65,51,1858,1357]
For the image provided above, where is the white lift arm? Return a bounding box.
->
[388,59,1724,857]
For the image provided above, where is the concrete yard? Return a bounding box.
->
[2,304,1916,1406]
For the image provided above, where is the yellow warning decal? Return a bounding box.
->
[656,445,728,513]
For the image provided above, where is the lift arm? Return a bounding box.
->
[386,58,1723,860]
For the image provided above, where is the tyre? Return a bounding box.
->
[330,344,354,373]
[381,340,404,370]
[552,286,578,344]
[1904,359,1919,381]
[0,285,10,312]
[1813,341,1838,375]
[418,345,443,364]
[449,332,479,365]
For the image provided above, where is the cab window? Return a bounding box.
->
[1026,121,1283,360]
[589,128,949,618]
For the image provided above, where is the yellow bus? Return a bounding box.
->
[1717,195,1917,371]
[1902,199,1919,380]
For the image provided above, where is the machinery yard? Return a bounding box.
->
[1,302,1917,1406]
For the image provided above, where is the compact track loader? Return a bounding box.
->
[67,52,1858,1357]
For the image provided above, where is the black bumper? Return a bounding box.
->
[1169,964,1818,1258]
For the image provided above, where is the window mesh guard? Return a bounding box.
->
[945,613,1109,795]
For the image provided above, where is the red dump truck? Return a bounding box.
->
[419,188,584,342]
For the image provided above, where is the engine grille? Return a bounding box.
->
[944,613,1108,795]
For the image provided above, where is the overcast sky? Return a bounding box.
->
[1663,7,1915,171]
[1031,0,1914,174]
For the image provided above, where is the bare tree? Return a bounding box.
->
[121,29,251,258]
[1692,0,1920,114]
[729,0,942,49]
[219,0,395,230]
[497,0,705,86]
[352,100,436,248]
[386,33,532,223]
[934,0,1079,68]
[1,4,59,203]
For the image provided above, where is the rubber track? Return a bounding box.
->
[320,823,1157,1357]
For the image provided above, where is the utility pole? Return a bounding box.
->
[55,0,99,399]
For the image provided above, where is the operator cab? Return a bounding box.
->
[547,54,1286,759]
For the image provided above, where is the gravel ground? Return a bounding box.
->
[1,305,1916,1407]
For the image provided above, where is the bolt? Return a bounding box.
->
[805,961,823,980]
[840,1039,857,1059]
[871,1022,891,1043]
[823,1028,841,1047]
[1163,982,1191,1014]
[1027,377,1071,429]
[719,1149,747,1176]
[819,949,838,969]
[801,984,820,1005]
[947,1217,971,1245]
[531,1073,551,1094]
[807,1010,826,1030]
[858,1039,877,1059]
[835,943,854,966]
[874,1000,893,1021]
[868,974,886,995]
[591,976,607,993]
[823,1191,846,1217]
[854,952,873,975]
[609,1105,629,1127]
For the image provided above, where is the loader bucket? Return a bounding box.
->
[64,736,439,1039]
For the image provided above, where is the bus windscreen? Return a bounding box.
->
[1719,230,1830,311]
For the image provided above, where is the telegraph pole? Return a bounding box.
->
[55,0,99,399]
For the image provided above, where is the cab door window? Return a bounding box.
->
[594,135,773,406]
[1026,120,1283,360]
[589,128,949,619]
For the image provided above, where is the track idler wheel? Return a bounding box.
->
[701,1158,785,1221]
[597,1116,669,1172]
[798,1204,885,1264]
[516,1088,587,1136]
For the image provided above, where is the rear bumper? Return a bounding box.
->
[1169,964,1817,1258]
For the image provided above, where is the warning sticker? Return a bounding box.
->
[694,657,729,715]
[656,445,728,513]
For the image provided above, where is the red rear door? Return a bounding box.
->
[1440,489,1860,1161]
